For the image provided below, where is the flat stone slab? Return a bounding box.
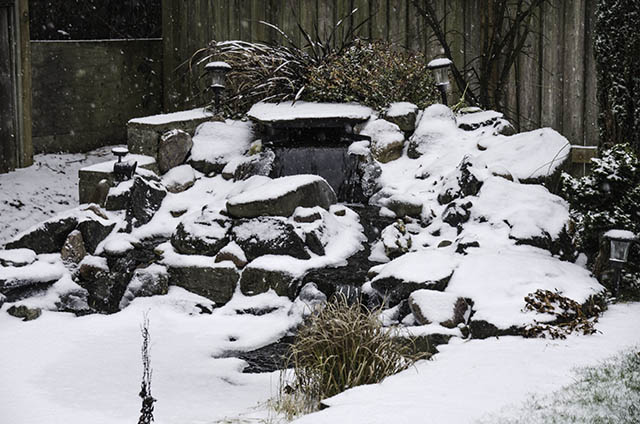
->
[127,107,214,157]
[78,154,157,204]
[247,101,373,129]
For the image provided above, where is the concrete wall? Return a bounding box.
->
[31,39,163,153]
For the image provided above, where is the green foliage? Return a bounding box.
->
[594,0,640,153]
[302,40,439,110]
[277,296,426,418]
[561,144,640,295]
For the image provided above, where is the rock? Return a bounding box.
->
[222,150,275,181]
[226,175,337,218]
[385,195,423,218]
[298,282,327,305]
[384,102,418,133]
[457,110,510,132]
[293,207,323,223]
[355,154,382,198]
[162,164,196,193]
[304,230,325,256]
[438,156,486,205]
[83,271,130,313]
[56,286,92,316]
[215,241,248,268]
[455,239,480,254]
[77,255,109,283]
[119,264,169,309]
[370,251,457,305]
[61,230,87,264]
[0,249,36,267]
[381,221,412,260]
[105,180,133,211]
[407,105,457,159]
[77,217,116,255]
[168,263,239,305]
[157,129,193,174]
[232,217,310,261]
[7,305,41,321]
[0,259,66,299]
[126,176,167,228]
[408,289,470,328]
[442,201,472,228]
[171,208,231,256]
[361,119,405,163]
[239,265,299,298]
[438,240,453,248]
[0,293,5,308]
[92,179,111,207]
[189,120,254,175]
[5,215,78,254]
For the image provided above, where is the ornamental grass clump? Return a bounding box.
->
[277,296,424,418]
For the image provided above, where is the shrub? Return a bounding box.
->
[276,296,426,418]
[303,39,439,110]
[561,143,640,297]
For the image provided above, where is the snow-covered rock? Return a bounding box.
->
[408,289,469,328]
[162,164,196,193]
[190,120,254,174]
[384,102,418,133]
[157,129,193,174]
[361,119,406,163]
[226,175,337,218]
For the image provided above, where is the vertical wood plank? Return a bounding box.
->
[540,0,565,132]
[562,0,586,146]
[583,0,598,147]
[445,0,464,101]
[0,6,17,172]
[407,0,424,53]
[251,0,269,42]
[369,0,388,41]
[517,5,542,131]
[17,0,32,166]
[317,0,336,44]
[352,0,370,40]
[388,0,407,47]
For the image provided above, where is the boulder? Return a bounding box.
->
[361,119,406,163]
[232,217,310,261]
[77,216,116,254]
[56,289,92,316]
[5,215,78,254]
[408,289,470,327]
[457,109,515,135]
[407,104,457,159]
[381,221,412,260]
[7,305,41,321]
[119,264,169,309]
[239,264,299,298]
[385,195,423,218]
[83,270,130,313]
[293,207,323,223]
[162,164,196,193]
[384,102,418,133]
[0,249,36,267]
[0,293,5,308]
[189,120,254,175]
[126,176,167,228]
[226,175,337,218]
[442,201,472,228]
[61,230,87,264]
[438,156,486,205]
[105,180,133,211]
[0,259,66,297]
[167,263,239,305]
[215,241,248,268]
[171,208,231,256]
[157,129,193,174]
[222,150,275,181]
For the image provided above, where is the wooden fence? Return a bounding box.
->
[31,39,163,153]
[162,0,599,154]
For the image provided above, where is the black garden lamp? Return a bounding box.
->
[205,61,231,113]
[112,147,137,182]
[427,57,452,106]
[603,229,637,295]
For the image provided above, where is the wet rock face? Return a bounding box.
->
[126,176,167,228]
[167,264,239,305]
[171,209,231,257]
[232,217,309,261]
[157,129,193,174]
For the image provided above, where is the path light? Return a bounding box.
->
[427,57,452,106]
[112,147,137,182]
[205,61,231,113]
[603,229,637,295]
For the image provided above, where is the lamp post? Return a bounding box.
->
[603,229,637,296]
[427,57,452,106]
[112,147,136,182]
[204,61,231,114]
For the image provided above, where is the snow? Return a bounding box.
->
[360,119,405,150]
[372,250,459,284]
[447,246,603,328]
[386,102,418,118]
[456,110,503,126]
[291,303,640,424]
[80,154,156,173]
[228,174,332,205]
[427,57,453,68]
[0,146,116,244]
[247,101,373,122]
[478,128,570,180]
[190,119,254,163]
[204,61,231,70]
[0,248,36,266]
[604,229,637,240]
[0,257,67,288]
[128,107,213,125]
[409,289,461,324]
[472,176,570,239]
